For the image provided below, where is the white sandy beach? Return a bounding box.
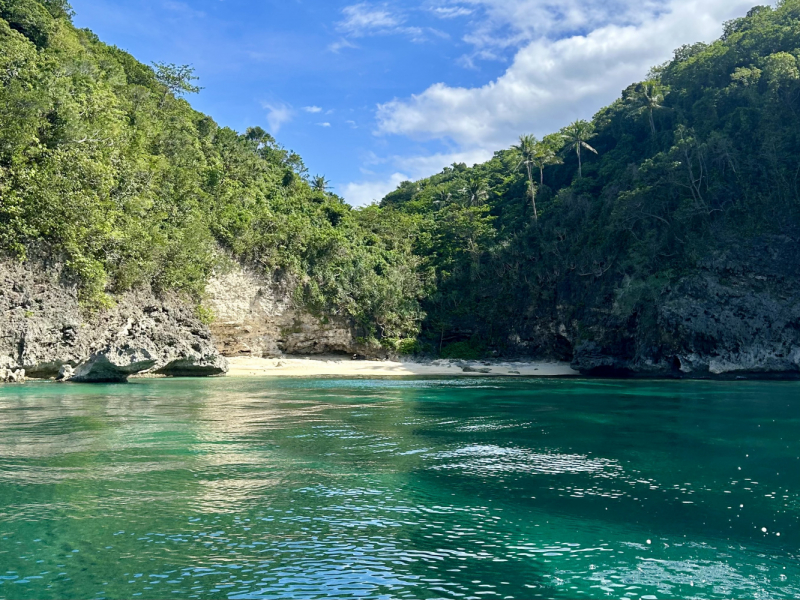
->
[226,356,579,378]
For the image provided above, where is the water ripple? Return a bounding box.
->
[0,377,797,599]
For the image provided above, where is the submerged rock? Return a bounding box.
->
[155,355,229,378]
[455,362,492,374]
[56,364,74,381]
[70,351,157,383]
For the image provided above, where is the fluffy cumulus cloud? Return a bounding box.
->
[377,0,757,148]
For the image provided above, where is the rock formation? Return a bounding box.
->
[3,236,799,383]
[0,259,228,382]
[204,262,359,358]
[0,368,25,383]
[568,236,800,378]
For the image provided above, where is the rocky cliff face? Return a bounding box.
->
[0,256,365,385]
[4,235,798,383]
[0,259,228,382]
[204,263,358,358]
[568,236,800,378]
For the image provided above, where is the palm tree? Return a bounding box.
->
[561,120,598,178]
[311,175,329,193]
[433,187,451,208]
[533,134,564,186]
[512,134,539,219]
[638,82,666,135]
[462,175,488,207]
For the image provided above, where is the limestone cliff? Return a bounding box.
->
[0,259,228,382]
[204,263,358,358]
[565,236,800,378]
[0,255,362,385]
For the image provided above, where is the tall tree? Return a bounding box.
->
[533,133,565,186]
[637,82,667,135]
[512,134,539,219]
[245,126,268,143]
[311,175,330,193]
[41,0,74,19]
[561,120,598,178]
[433,187,451,208]
[462,175,488,207]
[152,62,202,107]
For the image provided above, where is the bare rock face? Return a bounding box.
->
[569,236,800,378]
[205,263,358,358]
[0,368,25,383]
[56,364,74,381]
[0,259,228,382]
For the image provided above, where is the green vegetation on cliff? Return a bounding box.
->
[0,0,428,343]
[2,0,800,358]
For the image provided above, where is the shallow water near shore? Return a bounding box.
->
[0,377,798,599]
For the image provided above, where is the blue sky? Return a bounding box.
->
[71,0,762,205]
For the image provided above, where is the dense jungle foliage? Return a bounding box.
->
[2,0,800,356]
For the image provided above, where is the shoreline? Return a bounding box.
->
[224,356,580,378]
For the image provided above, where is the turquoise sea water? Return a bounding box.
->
[0,377,797,599]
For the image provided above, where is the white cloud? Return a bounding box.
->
[342,172,410,207]
[341,149,491,207]
[394,148,496,179]
[304,106,323,113]
[335,3,446,43]
[376,0,758,150]
[429,5,473,19]
[329,38,359,53]
[338,3,402,35]
[458,0,669,50]
[261,102,293,134]
[317,122,332,127]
